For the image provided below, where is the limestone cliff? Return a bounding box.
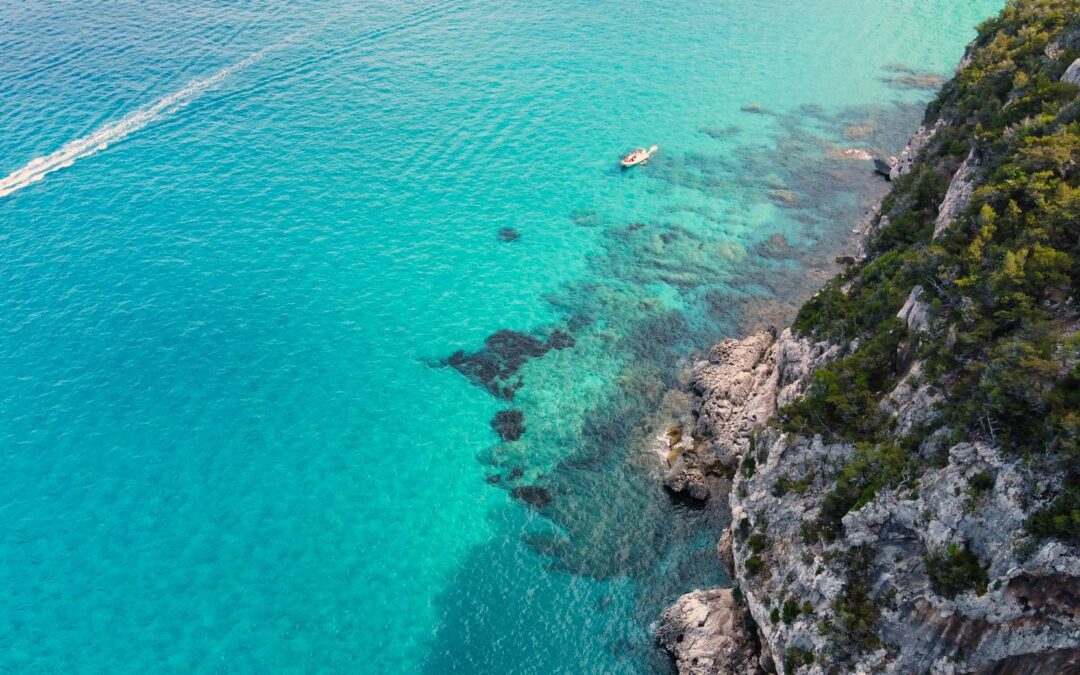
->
[659,4,1080,672]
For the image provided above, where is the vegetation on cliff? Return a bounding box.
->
[784,0,1080,545]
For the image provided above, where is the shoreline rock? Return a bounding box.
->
[657,588,765,675]
[657,24,1080,672]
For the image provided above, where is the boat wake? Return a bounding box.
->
[0,53,262,200]
[0,0,464,200]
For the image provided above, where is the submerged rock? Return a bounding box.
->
[569,208,602,228]
[882,73,947,90]
[545,329,576,350]
[756,233,794,259]
[767,189,798,205]
[700,124,742,139]
[443,328,574,399]
[838,147,874,161]
[491,409,525,442]
[511,485,553,509]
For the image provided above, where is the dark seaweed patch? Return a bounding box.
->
[511,485,553,509]
[570,208,602,228]
[699,124,742,139]
[443,329,575,399]
[546,329,575,350]
[756,233,795,259]
[491,409,526,442]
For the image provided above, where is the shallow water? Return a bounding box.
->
[0,1,1000,671]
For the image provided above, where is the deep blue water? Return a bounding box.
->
[0,1,1000,671]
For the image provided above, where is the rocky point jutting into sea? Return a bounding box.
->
[656,2,1080,673]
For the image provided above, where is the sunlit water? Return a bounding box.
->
[0,1,1000,671]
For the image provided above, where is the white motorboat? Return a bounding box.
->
[621,145,658,168]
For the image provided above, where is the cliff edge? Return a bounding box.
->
[660,3,1080,673]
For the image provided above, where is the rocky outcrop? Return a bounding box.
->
[896,285,931,334]
[889,119,944,181]
[730,416,1080,674]
[659,9,1080,672]
[662,322,1080,673]
[934,148,979,238]
[657,588,765,675]
[659,272,1077,674]
[661,328,837,500]
[1062,58,1080,85]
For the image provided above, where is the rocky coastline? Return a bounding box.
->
[656,10,1080,673]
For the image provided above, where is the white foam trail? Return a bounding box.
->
[0,52,262,199]
[0,2,465,200]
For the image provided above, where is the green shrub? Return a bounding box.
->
[815,442,911,540]
[772,472,816,497]
[748,533,767,554]
[779,320,906,442]
[736,516,751,541]
[925,542,989,597]
[784,647,814,675]
[833,547,881,652]
[967,470,995,497]
[741,452,757,479]
[781,597,802,623]
[1028,483,1080,545]
[745,556,764,576]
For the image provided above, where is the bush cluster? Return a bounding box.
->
[785,0,1080,544]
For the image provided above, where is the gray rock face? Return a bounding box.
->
[664,453,712,501]
[691,329,782,466]
[934,148,978,238]
[879,361,939,436]
[889,119,944,181]
[657,588,765,675]
[657,58,1080,671]
[663,328,836,502]
[896,285,931,334]
[661,319,1080,674]
[1062,58,1080,85]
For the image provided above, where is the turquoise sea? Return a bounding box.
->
[0,1,1001,672]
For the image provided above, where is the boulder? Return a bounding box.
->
[1061,58,1080,85]
[657,589,764,675]
[873,157,894,179]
